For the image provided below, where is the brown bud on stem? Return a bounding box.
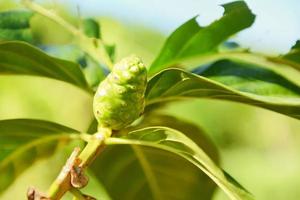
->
[27,187,50,200]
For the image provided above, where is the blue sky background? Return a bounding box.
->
[63,0,300,54]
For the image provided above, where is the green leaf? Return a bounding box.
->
[149,16,201,73]
[0,119,78,161]
[76,115,220,200]
[0,41,91,92]
[146,62,300,119]
[173,51,300,87]
[281,40,300,64]
[0,10,34,42]
[86,118,98,134]
[0,119,80,192]
[149,1,255,74]
[0,10,33,29]
[179,1,254,57]
[83,18,101,39]
[105,127,253,200]
[125,113,219,162]
[42,44,107,88]
[82,17,116,63]
[291,40,300,50]
[105,44,116,62]
[91,138,217,199]
[0,29,33,43]
[41,16,114,88]
[91,146,216,200]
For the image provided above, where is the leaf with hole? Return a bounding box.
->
[149,1,255,74]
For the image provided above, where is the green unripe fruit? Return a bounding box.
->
[93,55,147,130]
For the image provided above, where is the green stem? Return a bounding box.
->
[22,0,113,70]
[79,127,111,168]
[47,127,112,200]
[22,0,79,35]
[70,188,85,200]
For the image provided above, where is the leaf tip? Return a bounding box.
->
[221,1,256,22]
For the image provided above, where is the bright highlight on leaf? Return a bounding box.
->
[146,63,300,119]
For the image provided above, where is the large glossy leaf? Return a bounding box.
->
[149,1,255,74]
[91,145,216,200]
[0,10,34,42]
[146,61,300,119]
[91,114,219,199]
[0,41,91,92]
[89,114,219,199]
[105,127,253,200]
[0,119,80,192]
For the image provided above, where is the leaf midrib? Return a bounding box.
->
[131,145,163,200]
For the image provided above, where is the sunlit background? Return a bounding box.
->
[65,0,300,54]
[0,0,300,199]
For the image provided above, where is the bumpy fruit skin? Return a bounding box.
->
[93,55,147,130]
